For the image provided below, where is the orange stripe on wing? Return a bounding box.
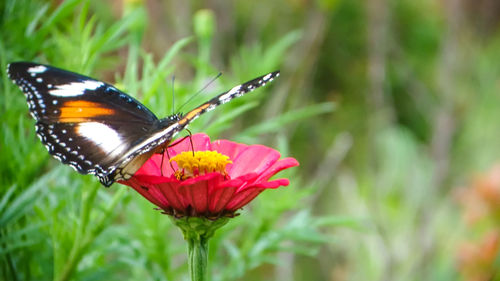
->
[178,104,211,125]
[59,100,115,122]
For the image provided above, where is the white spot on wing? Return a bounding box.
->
[28,65,47,73]
[218,85,241,104]
[77,122,125,156]
[49,80,104,97]
[263,73,272,81]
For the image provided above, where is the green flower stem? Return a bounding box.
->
[187,235,208,281]
[172,217,230,281]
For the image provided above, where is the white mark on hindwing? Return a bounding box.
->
[76,122,125,156]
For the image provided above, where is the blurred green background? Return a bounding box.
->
[2,0,500,280]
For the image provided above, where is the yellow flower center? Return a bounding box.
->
[170,151,232,180]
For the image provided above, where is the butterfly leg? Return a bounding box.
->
[165,131,195,156]
[158,135,189,176]
[163,146,177,175]
[161,131,196,175]
[185,129,195,156]
[160,147,166,176]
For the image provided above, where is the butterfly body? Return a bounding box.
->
[8,62,279,186]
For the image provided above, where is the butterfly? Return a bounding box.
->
[7,62,279,186]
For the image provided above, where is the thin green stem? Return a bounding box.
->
[172,216,230,281]
[187,236,208,281]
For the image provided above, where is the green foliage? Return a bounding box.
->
[0,1,337,281]
[3,0,500,280]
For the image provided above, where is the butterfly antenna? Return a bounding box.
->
[177,72,222,113]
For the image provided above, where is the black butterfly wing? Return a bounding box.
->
[7,62,160,185]
[9,62,280,187]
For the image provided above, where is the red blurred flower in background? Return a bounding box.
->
[456,165,500,281]
[119,133,299,218]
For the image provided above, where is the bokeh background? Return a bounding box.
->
[2,0,500,280]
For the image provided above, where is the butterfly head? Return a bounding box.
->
[158,113,182,127]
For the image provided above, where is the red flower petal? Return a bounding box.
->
[225,187,264,211]
[120,133,299,218]
[254,178,290,189]
[209,186,237,213]
[156,182,185,211]
[211,139,247,160]
[122,178,169,209]
[253,157,299,183]
[228,145,281,178]
[168,133,212,156]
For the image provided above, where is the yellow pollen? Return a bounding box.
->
[170,151,232,180]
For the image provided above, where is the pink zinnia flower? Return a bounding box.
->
[119,133,299,218]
